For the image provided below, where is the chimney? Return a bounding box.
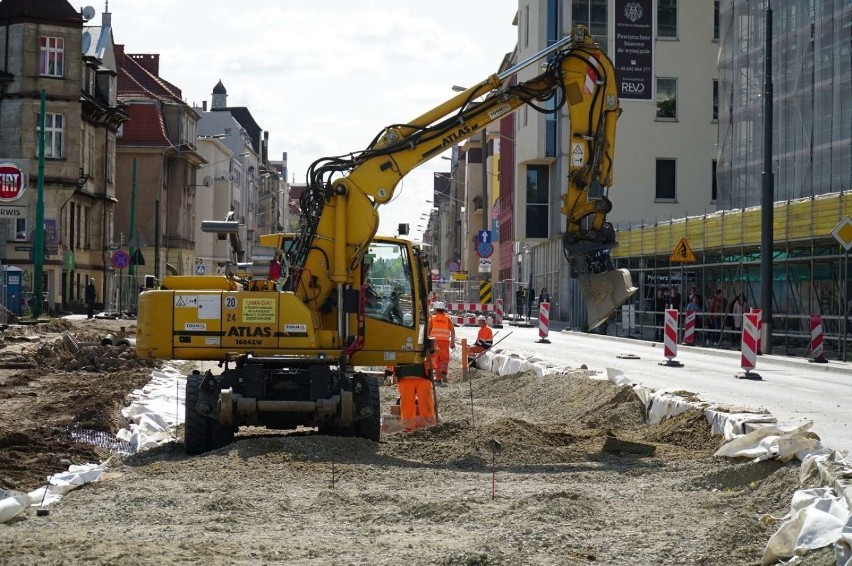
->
[263,131,269,163]
[130,54,160,77]
[114,44,125,67]
[202,101,207,112]
[102,11,111,27]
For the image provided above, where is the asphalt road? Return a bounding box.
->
[457,322,852,456]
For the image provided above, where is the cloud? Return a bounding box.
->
[74,0,517,238]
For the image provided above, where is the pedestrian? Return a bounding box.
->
[538,287,550,305]
[708,289,727,344]
[731,294,743,344]
[527,287,536,320]
[654,288,666,341]
[668,286,682,311]
[467,314,494,364]
[85,279,97,319]
[427,301,456,385]
[687,293,703,343]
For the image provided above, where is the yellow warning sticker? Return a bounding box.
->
[241,298,276,323]
[670,238,697,263]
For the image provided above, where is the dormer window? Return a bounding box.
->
[39,36,65,77]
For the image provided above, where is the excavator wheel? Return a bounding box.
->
[184,373,235,455]
[352,373,381,442]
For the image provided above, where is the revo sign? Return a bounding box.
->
[0,161,27,202]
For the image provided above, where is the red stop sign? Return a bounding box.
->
[0,161,27,202]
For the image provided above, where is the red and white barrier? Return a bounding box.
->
[682,309,696,346]
[659,309,682,366]
[809,315,828,363]
[737,312,760,378]
[749,308,763,354]
[446,302,503,327]
[537,301,551,343]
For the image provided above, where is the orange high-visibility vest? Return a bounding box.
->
[429,312,453,341]
[476,325,493,346]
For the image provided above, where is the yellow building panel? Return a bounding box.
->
[704,217,723,248]
[654,225,671,250]
[742,210,762,245]
[612,193,851,260]
[722,211,744,246]
[786,200,813,240]
[685,222,704,249]
[669,223,687,243]
[813,197,841,236]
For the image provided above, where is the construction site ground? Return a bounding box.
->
[0,318,837,565]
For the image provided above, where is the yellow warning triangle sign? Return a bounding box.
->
[670,237,696,263]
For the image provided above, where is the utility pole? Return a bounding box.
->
[481,129,488,232]
[32,90,46,318]
[129,158,137,278]
[760,4,774,354]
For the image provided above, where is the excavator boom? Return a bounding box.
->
[285,25,634,327]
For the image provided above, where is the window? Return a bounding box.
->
[15,218,28,241]
[38,113,65,158]
[656,78,677,120]
[712,80,719,121]
[523,5,530,48]
[362,241,414,327]
[711,160,718,202]
[713,0,720,41]
[525,165,549,239]
[655,159,676,201]
[572,0,609,49]
[39,36,65,77]
[657,0,677,38]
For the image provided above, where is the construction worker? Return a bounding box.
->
[397,357,437,431]
[427,301,455,385]
[467,314,494,360]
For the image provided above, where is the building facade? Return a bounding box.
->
[115,46,205,290]
[514,0,720,324]
[0,0,126,314]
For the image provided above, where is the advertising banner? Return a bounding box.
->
[614,0,654,101]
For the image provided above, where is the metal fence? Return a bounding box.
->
[106,273,146,316]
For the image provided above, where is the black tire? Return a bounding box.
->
[184,373,235,455]
[353,374,381,442]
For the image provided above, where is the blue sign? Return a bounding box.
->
[478,230,491,244]
[477,242,494,258]
[111,249,130,270]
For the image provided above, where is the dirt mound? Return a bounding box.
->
[0,318,156,491]
[638,408,724,451]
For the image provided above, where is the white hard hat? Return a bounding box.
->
[477,315,487,323]
[434,301,446,311]
[403,312,413,325]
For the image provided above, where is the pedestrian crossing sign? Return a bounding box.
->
[670,238,696,263]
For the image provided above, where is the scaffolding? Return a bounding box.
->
[610,193,852,360]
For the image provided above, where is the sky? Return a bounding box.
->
[70,0,519,242]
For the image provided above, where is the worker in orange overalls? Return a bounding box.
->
[397,357,437,431]
[467,315,494,365]
[427,301,455,386]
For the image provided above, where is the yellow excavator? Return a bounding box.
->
[136,25,636,454]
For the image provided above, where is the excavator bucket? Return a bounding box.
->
[577,269,637,330]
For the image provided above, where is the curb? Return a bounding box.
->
[560,328,852,377]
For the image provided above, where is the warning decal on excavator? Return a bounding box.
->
[571,143,585,167]
[242,298,276,323]
[670,238,697,263]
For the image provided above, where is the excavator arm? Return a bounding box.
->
[285,24,634,327]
